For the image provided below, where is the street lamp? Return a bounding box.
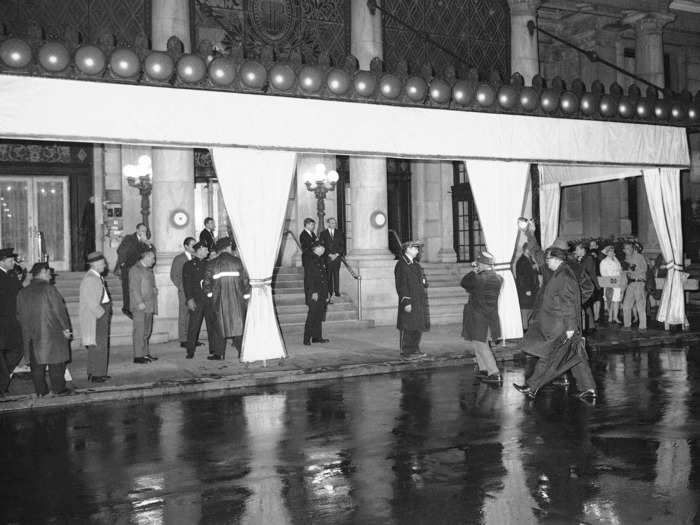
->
[122,155,153,229]
[303,162,339,229]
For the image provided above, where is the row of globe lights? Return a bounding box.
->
[0,36,697,125]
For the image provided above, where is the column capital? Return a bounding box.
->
[507,0,541,17]
[623,11,675,35]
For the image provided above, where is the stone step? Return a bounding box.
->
[280,318,374,335]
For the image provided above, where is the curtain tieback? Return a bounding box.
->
[664,261,684,271]
[250,277,273,287]
[493,262,512,271]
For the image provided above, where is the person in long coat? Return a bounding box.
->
[303,241,330,345]
[170,236,196,347]
[116,223,152,318]
[129,248,158,363]
[16,263,72,396]
[395,240,429,358]
[78,251,112,382]
[515,242,539,330]
[461,252,503,384]
[203,237,250,359]
[0,247,23,395]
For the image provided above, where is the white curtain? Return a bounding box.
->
[211,147,297,362]
[466,160,530,340]
[539,182,561,248]
[643,168,686,326]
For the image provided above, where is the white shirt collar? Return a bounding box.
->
[185,251,192,260]
[89,268,102,278]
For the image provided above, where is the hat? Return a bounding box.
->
[545,246,568,261]
[30,262,50,276]
[550,238,569,250]
[86,251,105,263]
[192,242,205,251]
[477,251,495,266]
[0,247,18,260]
[601,245,615,256]
[401,239,424,250]
[214,237,232,252]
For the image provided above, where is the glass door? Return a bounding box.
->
[0,176,70,271]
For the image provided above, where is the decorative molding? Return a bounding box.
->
[0,142,90,164]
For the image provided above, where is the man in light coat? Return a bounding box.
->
[129,248,157,363]
[79,251,112,383]
[170,237,196,347]
[16,263,72,396]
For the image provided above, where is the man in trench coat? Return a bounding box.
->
[461,252,503,384]
[203,237,250,359]
[79,251,112,383]
[16,263,72,396]
[395,240,430,358]
[302,241,330,345]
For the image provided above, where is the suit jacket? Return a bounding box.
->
[303,252,329,306]
[0,267,22,348]
[319,228,345,257]
[117,233,151,271]
[129,263,157,314]
[170,252,189,292]
[394,255,430,332]
[299,229,317,255]
[79,270,109,346]
[17,280,71,364]
[199,229,215,252]
[536,262,580,341]
[183,257,207,303]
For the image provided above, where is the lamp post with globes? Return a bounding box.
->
[122,155,153,230]
[303,163,340,230]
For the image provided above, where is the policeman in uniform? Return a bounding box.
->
[394,240,429,359]
[303,241,329,345]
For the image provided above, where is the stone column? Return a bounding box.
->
[624,11,675,89]
[346,0,395,324]
[508,0,540,84]
[150,0,195,340]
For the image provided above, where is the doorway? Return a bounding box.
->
[387,158,412,256]
[0,176,70,270]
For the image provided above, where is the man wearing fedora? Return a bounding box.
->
[79,251,112,383]
[0,247,23,394]
[461,251,503,384]
[395,240,430,359]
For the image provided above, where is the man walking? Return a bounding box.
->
[79,252,112,383]
[16,263,72,397]
[183,242,216,358]
[0,247,23,395]
[116,223,152,318]
[394,240,429,359]
[170,236,196,347]
[303,241,329,345]
[319,217,345,301]
[461,252,503,384]
[622,241,648,331]
[199,217,216,253]
[203,237,250,359]
[129,248,158,364]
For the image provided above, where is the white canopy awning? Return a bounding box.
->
[0,75,690,167]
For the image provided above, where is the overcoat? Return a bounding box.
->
[461,270,503,342]
[78,270,107,346]
[515,254,539,309]
[394,255,430,332]
[203,252,250,337]
[129,263,158,314]
[16,280,71,364]
[303,252,329,305]
[0,267,22,349]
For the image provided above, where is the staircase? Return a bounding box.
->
[54,267,372,345]
[422,262,474,324]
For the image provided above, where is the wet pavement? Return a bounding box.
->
[1,344,699,524]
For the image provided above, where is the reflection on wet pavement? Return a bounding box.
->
[1,345,699,524]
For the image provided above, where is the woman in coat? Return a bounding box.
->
[515,242,539,330]
[461,252,503,383]
[16,263,72,396]
[395,240,429,358]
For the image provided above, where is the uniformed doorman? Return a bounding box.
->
[394,240,429,359]
[303,241,329,345]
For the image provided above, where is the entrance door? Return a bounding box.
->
[387,158,412,256]
[0,176,71,270]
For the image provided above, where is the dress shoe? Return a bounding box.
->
[53,388,73,396]
[195,342,204,347]
[403,352,427,360]
[303,339,311,346]
[327,299,333,305]
[179,342,187,348]
[185,353,194,359]
[89,376,108,383]
[145,354,158,361]
[121,308,133,319]
[551,375,570,388]
[335,293,341,297]
[574,389,597,400]
[513,383,536,399]
[480,373,503,385]
[311,338,330,343]
[207,355,223,360]
[133,357,150,364]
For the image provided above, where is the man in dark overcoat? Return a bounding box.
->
[0,247,23,394]
[572,242,600,333]
[183,242,216,359]
[203,237,251,359]
[303,242,329,345]
[116,223,152,318]
[461,252,503,384]
[515,242,539,330]
[170,236,196,347]
[299,218,317,266]
[319,217,346,301]
[16,263,72,396]
[199,217,216,253]
[513,245,596,401]
[395,240,430,359]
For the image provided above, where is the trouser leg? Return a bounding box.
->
[121,270,130,312]
[186,304,205,355]
[400,330,422,355]
[132,311,146,358]
[308,300,325,339]
[177,290,189,342]
[231,336,243,358]
[48,362,66,393]
[634,285,647,329]
[520,309,532,330]
[473,340,499,375]
[328,260,341,296]
[622,286,635,327]
[143,314,153,356]
[466,341,486,370]
[89,305,111,376]
[28,347,49,396]
[0,342,23,392]
[205,306,225,357]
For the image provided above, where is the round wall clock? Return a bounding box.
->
[171,209,189,228]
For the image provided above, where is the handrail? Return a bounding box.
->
[283,230,303,251]
[340,256,360,280]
